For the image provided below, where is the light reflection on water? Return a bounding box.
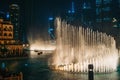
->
[0,57,120,80]
[50,71,119,80]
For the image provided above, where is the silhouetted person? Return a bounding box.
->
[88,64,94,80]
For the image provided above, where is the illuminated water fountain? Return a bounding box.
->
[50,18,119,73]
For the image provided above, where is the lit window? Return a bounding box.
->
[48,17,53,21]
[6,12,10,19]
[68,10,71,13]
[82,2,91,9]
[83,3,86,9]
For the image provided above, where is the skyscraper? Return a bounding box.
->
[63,0,96,27]
[81,0,95,28]
[95,0,113,33]
[48,17,55,40]
[63,1,79,26]
[9,4,20,41]
[73,0,119,32]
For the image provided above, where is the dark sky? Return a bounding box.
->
[0,0,72,26]
[23,0,71,25]
[23,0,72,37]
[0,0,72,39]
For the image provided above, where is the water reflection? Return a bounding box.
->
[0,58,120,80]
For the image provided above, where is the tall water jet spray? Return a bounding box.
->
[50,17,119,73]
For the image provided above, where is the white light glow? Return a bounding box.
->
[29,39,55,57]
[50,18,119,73]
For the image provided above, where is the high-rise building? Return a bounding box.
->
[81,0,96,28]
[48,17,55,40]
[9,4,20,41]
[62,1,79,26]
[64,0,96,27]
[63,0,120,47]
[9,4,28,44]
[66,1,76,23]
[95,0,113,33]
[96,0,112,22]
[71,0,119,32]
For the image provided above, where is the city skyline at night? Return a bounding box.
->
[0,0,120,46]
[0,0,119,28]
[0,1,120,80]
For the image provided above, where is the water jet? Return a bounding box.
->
[50,17,119,73]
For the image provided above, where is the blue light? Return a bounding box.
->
[72,10,75,13]
[48,17,53,21]
[25,63,28,67]
[68,10,71,13]
[48,27,55,39]
[83,2,91,9]
[48,27,53,33]
[6,12,10,19]
[83,3,87,9]
[50,28,53,31]
[71,2,75,13]
[2,62,5,69]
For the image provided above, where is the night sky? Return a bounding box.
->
[0,0,72,39]
[23,0,71,27]
[0,0,72,27]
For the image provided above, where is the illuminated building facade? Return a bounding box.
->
[0,19,24,57]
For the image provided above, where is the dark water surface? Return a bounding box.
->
[0,54,120,80]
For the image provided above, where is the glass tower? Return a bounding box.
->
[9,4,20,41]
